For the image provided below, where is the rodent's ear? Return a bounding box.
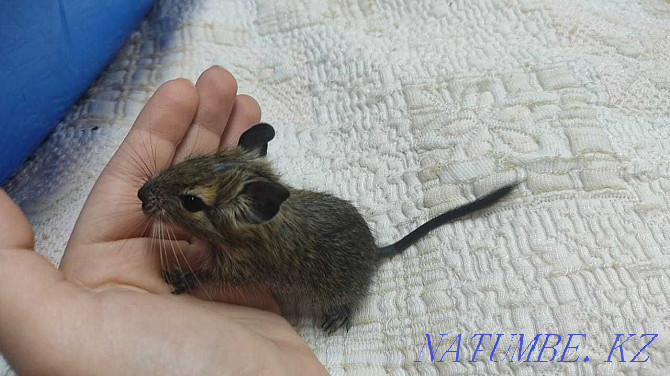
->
[238,123,275,157]
[240,181,289,224]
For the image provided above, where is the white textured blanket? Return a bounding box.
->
[4,0,670,374]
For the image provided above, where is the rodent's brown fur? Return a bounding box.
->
[140,148,377,331]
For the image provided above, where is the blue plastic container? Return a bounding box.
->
[0,0,154,185]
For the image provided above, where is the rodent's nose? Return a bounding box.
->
[138,186,149,203]
[138,186,154,214]
[137,186,153,215]
[138,186,159,215]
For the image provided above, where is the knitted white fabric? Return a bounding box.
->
[4,0,670,374]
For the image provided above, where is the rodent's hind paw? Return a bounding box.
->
[321,305,353,334]
[162,270,198,295]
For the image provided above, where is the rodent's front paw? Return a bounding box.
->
[163,270,200,294]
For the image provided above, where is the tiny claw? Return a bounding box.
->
[321,306,353,334]
[163,270,197,295]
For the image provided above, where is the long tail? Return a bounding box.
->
[377,183,518,258]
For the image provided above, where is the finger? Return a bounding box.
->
[0,242,82,372]
[66,78,199,247]
[0,190,34,250]
[219,94,262,149]
[173,66,238,163]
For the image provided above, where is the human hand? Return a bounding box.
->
[0,66,328,375]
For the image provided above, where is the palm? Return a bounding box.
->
[0,67,327,375]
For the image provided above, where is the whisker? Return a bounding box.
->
[95,211,149,238]
[132,138,156,178]
[167,225,212,301]
[106,158,149,185]
[148,131,158,174]
[159,221,169,290]
[111,215,151,260]
[187,124,201,160]
[152,223,164,284]
[138,132,157,177]
[163,222,188,294]
[123,136,155,179]
[117,144,152,179]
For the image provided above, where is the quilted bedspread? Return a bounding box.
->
[3,0,670,374]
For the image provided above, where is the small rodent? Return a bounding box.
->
[138,123,517,333]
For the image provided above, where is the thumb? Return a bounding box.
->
[0,190,77,373]
[0,190,34,250]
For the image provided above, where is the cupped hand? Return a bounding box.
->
[0,66,327,375]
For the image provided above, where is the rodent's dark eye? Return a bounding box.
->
[179,194,207,213]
